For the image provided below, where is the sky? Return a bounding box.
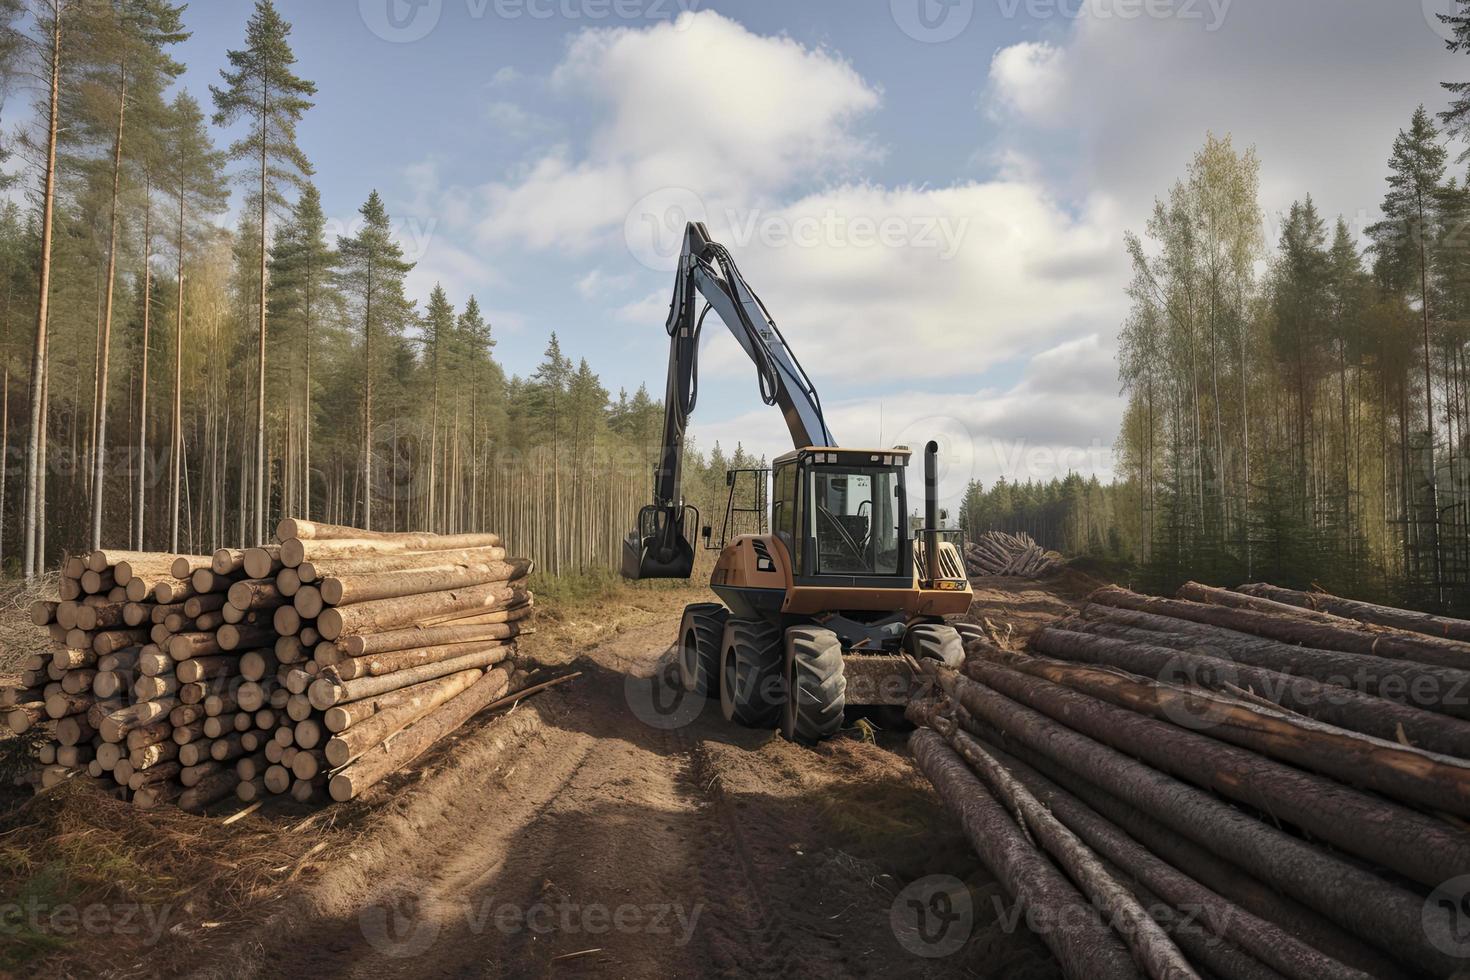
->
[165,0,1470,512]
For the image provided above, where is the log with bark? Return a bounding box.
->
[909,727,1144,979]
[316,583,530,641]
[8,525,537,815]
[1096,585,1470,670]
[982,638,1470,816]
[1237,582,1470,642]
[956,654,1470,887]
[1081,593,1470,720]
[962,530,1064,579]
[908,700,1373,980]
[1035,622,1470,759]
[279,531,504,567]
[915,661,1464,976]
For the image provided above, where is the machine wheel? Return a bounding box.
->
[678,603,729,697]
[720,620,784,728]
[950,621,988,651]
[782,626,846,745]
[903,623,965,668]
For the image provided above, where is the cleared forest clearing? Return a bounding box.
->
[0,576,1081,978]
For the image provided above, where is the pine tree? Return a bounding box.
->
[421,283,454,529]
[456,294,502,525]
[211,0,316,543]
[0,201,34,571]
[21,0,68,578]
[1440,1,1470,157]
[267,183,337,523]
[335,191,414,531]
[60,0,186,549]
[1270,196,1329,515]
[1369,106,1448,599]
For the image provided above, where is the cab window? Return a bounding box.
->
[806,466,903,575]
[772,462,797,555]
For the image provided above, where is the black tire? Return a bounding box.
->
[720,619,784,728]
[904,623,964,668]
[951,621,987,651]
[678,603,729,697]
[781,626,846,745]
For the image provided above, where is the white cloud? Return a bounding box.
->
[692,334,1124,511]
[987,41,1067,123]
[483,100,551,139]
[986,4,1466,235]
[614,289,667,323]
[474,10,880,251]
[577,267,635,299]
[455,12,1126,386]
[694,182,1126,379]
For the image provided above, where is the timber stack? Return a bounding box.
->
[962,530,1063,579]
[272,519,533,803]
[909,581,1470,980]
[2,520,534,812]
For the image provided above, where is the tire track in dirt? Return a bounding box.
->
[234,615,1018,979]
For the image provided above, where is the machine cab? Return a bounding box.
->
[773,447,914,587]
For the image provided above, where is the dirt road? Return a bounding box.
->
[221,595,1060,979]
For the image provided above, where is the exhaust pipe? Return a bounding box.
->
[924,440,941,583]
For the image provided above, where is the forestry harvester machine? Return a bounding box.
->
[622,222,975,744]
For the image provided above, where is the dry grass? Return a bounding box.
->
[519,580,706,668]
[0,572,56,674]
[0,779,325,974]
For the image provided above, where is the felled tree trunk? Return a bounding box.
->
[1093,586,1470,670]
[924,663,1461,977]
[1001,636,1470,815]
[909,728,1143,980]
[1237,582,1470,641]
[329,666,512,801]
[316,583,528,640]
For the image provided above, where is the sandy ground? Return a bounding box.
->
[0,576,1095,979]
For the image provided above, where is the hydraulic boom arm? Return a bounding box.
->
[622,222,835,580]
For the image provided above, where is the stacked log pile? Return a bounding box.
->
[909,582,1470,979]
[271,519,534,803]
[1,548,222,808]
[963,531,1063,579]
[2,520,536,812]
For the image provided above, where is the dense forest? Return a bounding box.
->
[0,0,757,581]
